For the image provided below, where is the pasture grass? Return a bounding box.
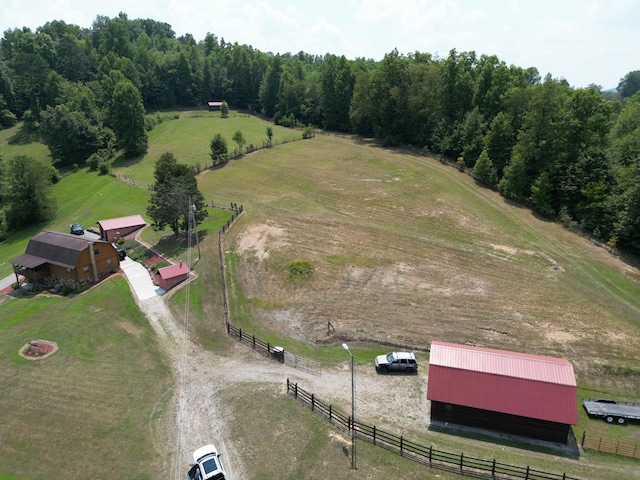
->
[3,113,640,478]
[0,123,50,165]
[191,131,640,477]
[0,276,173,479]
[112,110,302,186]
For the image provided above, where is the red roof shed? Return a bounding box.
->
[97,215,147,242]
[427,341,577,426]
[154,262,190,291]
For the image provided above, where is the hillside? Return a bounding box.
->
[192,133,640,396]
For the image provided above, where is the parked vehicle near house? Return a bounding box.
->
[70,223,84,235]
[375,351,418,374]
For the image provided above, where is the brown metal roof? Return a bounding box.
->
[10,230,110,269]
[427,341,577,425]
[8,253,48,269]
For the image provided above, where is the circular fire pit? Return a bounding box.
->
[19,339,58,360]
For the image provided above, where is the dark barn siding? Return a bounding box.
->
[431,401,570,443]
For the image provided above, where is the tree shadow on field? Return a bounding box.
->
[7,125,40,145]
[111,152,144,170]
[154,229,210,259]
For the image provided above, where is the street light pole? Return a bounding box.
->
[342,343,356,470]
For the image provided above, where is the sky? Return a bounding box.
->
[2,0,638,89]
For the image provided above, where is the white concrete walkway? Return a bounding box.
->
[120,256,165,300]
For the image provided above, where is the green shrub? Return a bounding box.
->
[302,125,314,139]
[287,259,314,280]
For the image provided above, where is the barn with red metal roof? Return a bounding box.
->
[427,341,577,443]
[97,215,147,242]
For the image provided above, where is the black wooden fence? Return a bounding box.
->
[227,324,322,375]
[286,380,580,480]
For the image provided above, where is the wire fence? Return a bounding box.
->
[286,380,580,480]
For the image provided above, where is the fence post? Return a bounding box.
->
[286,378,289,393]
[598,436,602,451]
[460,452,464,473]
[616,440,620,455]
[400,436,403,456]
[348,416,351,434]
[525,465,530,480]
[329,404,332,421]
[294,382,298,398]
[239,328,242,342]
[373,425,376,445]
[252,335,255,349]
[429,446,432,466]
[311,394,315,411]
[581,431,586,448]
[492,459,496,478]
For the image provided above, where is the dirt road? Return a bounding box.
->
[135,293,429,480]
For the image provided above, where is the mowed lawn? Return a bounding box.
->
[112,110,302,187]
[0,276,173,479]
[0,172,151,279]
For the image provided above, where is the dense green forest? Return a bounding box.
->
[1,12,640,252]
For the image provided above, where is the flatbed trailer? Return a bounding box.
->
[583,398,640,424]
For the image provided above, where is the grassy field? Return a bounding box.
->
[186,132,640,478]
[2,113,640,478]
[112,110,302,187]
[0,276,173,479]
[0,171,152,279]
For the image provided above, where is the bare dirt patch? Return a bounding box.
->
[236,223,288,261]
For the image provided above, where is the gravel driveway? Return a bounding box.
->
[124,262,429,479]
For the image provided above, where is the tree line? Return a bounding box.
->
[0,13,639,251]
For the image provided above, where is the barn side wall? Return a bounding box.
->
[431,401,570,443]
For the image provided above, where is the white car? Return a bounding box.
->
[375,351,418,373]
[187,444,227,480]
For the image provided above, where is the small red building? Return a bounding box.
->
[154,262,190,291]
[427,341,577,443]
[97,215,147,242]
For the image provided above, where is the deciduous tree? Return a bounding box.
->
[110,79,148,157]
[3,155,56,228]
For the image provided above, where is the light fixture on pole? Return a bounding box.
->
[342,342,356,470]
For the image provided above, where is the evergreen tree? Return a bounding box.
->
[472,150,498,187]
[147,154,208,235]
[210,134,228,164]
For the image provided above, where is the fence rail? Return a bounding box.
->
[286,380,580,480]
[227,325,321,375]
[581,431,640,459]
